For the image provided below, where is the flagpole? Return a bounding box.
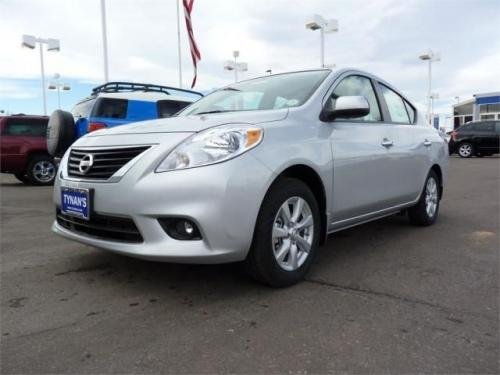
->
[176,0,183,88]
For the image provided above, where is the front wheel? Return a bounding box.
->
[408,170,440,226]
[245,178,320,287]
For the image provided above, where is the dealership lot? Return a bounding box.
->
[1,157,498,373]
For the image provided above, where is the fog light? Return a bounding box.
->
[184,221,194,235]
[158,218,202,240]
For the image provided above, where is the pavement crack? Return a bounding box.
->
[55,262,112,276]
[305,277,450,311]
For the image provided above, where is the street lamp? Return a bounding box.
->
[48,74,71,109]
[22,34,60,115]
[306,15,339,68]
[455,96,460,104]
[419,49,441,125]
[224,51,248,83]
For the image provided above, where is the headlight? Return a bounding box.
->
[156,124,264,172]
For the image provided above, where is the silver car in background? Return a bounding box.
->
[52,69,448,286]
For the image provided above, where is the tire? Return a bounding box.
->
[14,173,29,184]
[408,170,440,226]
[47,110,76,157]
[457,142,473,158]
[26,155,56,186]
[245,178,321,287]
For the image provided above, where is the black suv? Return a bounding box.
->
[449,121,500,158]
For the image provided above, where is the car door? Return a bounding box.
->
[377,83,424,202]
[325,74,400,226]
[474,122,497,152]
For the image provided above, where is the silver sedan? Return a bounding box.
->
[52,69,448,286]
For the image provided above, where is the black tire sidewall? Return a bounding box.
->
[409,170,440,226]
[247,178,321,287]
[47,110,76,157]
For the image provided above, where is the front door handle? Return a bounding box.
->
[424,139,432,147]
[381,138,394,148]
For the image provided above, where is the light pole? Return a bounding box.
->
[224,51,248,83]
[100,0,109,83]
[419,49,441,125]
[48,74,71,109]
[22,35,60,115]
[306,15,339,68]
[455,96,460,104]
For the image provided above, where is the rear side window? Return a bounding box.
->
[379,84,410,124]
[157,100,191,118]
[72,99,95,119]
[404,100,416,123]
[330,75,381,122]
[3,118,48,136]
[495,122,500,134]
[474,122,494,132]
[91,98,128,119]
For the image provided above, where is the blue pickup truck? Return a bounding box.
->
[47,82,203,156]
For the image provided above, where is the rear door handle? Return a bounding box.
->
[424,139,432,147]
[381,138,394,148]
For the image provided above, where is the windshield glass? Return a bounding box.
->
[181,70,330,116]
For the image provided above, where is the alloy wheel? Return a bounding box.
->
[458,143,472,157]
[425,177,438,218]
[272,196,314,271]
[33,160,56,183]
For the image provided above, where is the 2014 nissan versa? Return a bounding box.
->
[51,69,448,286]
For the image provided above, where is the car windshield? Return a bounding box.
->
[181,70,330,116]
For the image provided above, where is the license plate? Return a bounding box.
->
[61,188,91,220]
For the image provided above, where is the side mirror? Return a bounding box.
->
[321,96,370,121]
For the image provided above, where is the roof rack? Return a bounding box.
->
[91,82,203,98]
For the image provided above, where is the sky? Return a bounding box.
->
[1,0,499,119]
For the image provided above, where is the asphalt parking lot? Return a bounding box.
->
[1,156,499,374]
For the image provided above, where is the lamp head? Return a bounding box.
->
[47,38,60,52]
[22,34,36,49]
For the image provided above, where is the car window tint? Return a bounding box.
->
[380,84,410,124]
[330,75,381,121]
[157,100,191,118]
[474,122,494,131]
[3,118,48,136]
[404,100,416,123]
[92,98,128,119]
[495,122,500,134]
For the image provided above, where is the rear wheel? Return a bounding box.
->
[26,155,56,186]
[408,170,440,226]
[245,178,320,287]
[458,142,473,158]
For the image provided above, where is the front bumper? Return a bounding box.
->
[52,148,274,264]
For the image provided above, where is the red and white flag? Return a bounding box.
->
[183,0,201,88]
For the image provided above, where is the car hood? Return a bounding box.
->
[87,109,289,137]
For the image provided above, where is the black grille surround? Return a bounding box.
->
[67,146,150,180]
[56,209,143,243]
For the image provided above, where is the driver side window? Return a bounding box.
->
[329,75,381,122]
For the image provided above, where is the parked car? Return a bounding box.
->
[1,114,56,185]
[448,121,500,157]
[52,69,448,286]
[47,82,203,157]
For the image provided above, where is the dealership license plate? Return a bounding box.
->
[61,188,91,220]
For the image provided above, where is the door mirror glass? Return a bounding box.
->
[322,96,370,121]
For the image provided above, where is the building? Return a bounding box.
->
[452,92,500,129]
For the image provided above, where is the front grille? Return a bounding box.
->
[67,146,150,180]
[56,209,143,243]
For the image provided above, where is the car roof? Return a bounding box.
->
[97,92,197,102]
